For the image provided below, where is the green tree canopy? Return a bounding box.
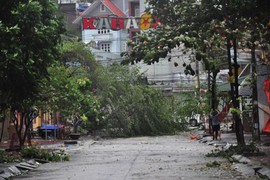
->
[94,64,182,136]
[38,40,100,132]
[0,0,64,110]
[0,0,64,147]
[121,0,270,144]
[122,0,270,66]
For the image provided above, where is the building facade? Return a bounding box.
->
[73,0,142,64]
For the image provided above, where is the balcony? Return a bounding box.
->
[92,33,113,42]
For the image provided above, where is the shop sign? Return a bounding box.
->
[82,13,160,30]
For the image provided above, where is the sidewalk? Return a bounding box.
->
[0,138,82,180]
[0,138,65,149]
[197,130,270,179]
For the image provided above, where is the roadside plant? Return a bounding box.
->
[230,108,241,116]
[206,161,221,168]
[206,143,262,160]
[20,146,70,162]
[0,150,21,163]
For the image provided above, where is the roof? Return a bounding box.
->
[73,1,99,24]
[73,0,125,24]
[103,0,125,17]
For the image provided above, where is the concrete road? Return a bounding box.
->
[14,134,257,180]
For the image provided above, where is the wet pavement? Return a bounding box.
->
[0,128,268,180]
[10,131,267,180]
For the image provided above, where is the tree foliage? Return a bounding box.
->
[0,0,64,108]
[122,0,270,68]
[0,0,64,147]
[95,64,182,136]
[38,40,100,133]
[121,0,270,144]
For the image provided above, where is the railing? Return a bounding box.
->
[92,34,113,41]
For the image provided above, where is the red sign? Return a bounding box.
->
[82,13,160,30]
[264,76,270,105]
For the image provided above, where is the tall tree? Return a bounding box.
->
[0,0,64,147]
[122,0,270,145]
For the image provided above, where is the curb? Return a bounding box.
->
[232,154,270,179]
[0,159,41,179]
[197,134,270,179]
[0,139,88,179]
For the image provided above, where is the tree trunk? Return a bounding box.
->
[251,42,260,141]
[211,71,218,109]
[0,110,6,142]
[195,59,200,97]
[232,39,245,145]
[73,118,81,133]
[12,111,34,148]
[227,38,245,145]
[208,70,218,135]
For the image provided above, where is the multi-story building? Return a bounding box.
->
[73,0,143,65]
[72,0,205,90]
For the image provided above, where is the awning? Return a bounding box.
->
[39,125,59,130]
[239,75,252,96]
[217,76,246,92]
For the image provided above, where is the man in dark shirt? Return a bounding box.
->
[210,109,221,140]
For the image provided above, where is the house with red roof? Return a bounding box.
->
[73,0,143,65]
[72,1,211,99]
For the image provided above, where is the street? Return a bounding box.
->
[14,133,257,180]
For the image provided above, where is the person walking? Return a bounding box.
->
[210,109,221,140]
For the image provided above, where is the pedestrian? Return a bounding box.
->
[210,109,221,140]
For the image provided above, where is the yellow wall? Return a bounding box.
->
[32,111,60,130]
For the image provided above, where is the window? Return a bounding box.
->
[100,43,110,52]
[97,29,110,34]
[122,42,127,52]
[134,6,140,17]
[130,2,139,16]
[100,4,105,12]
